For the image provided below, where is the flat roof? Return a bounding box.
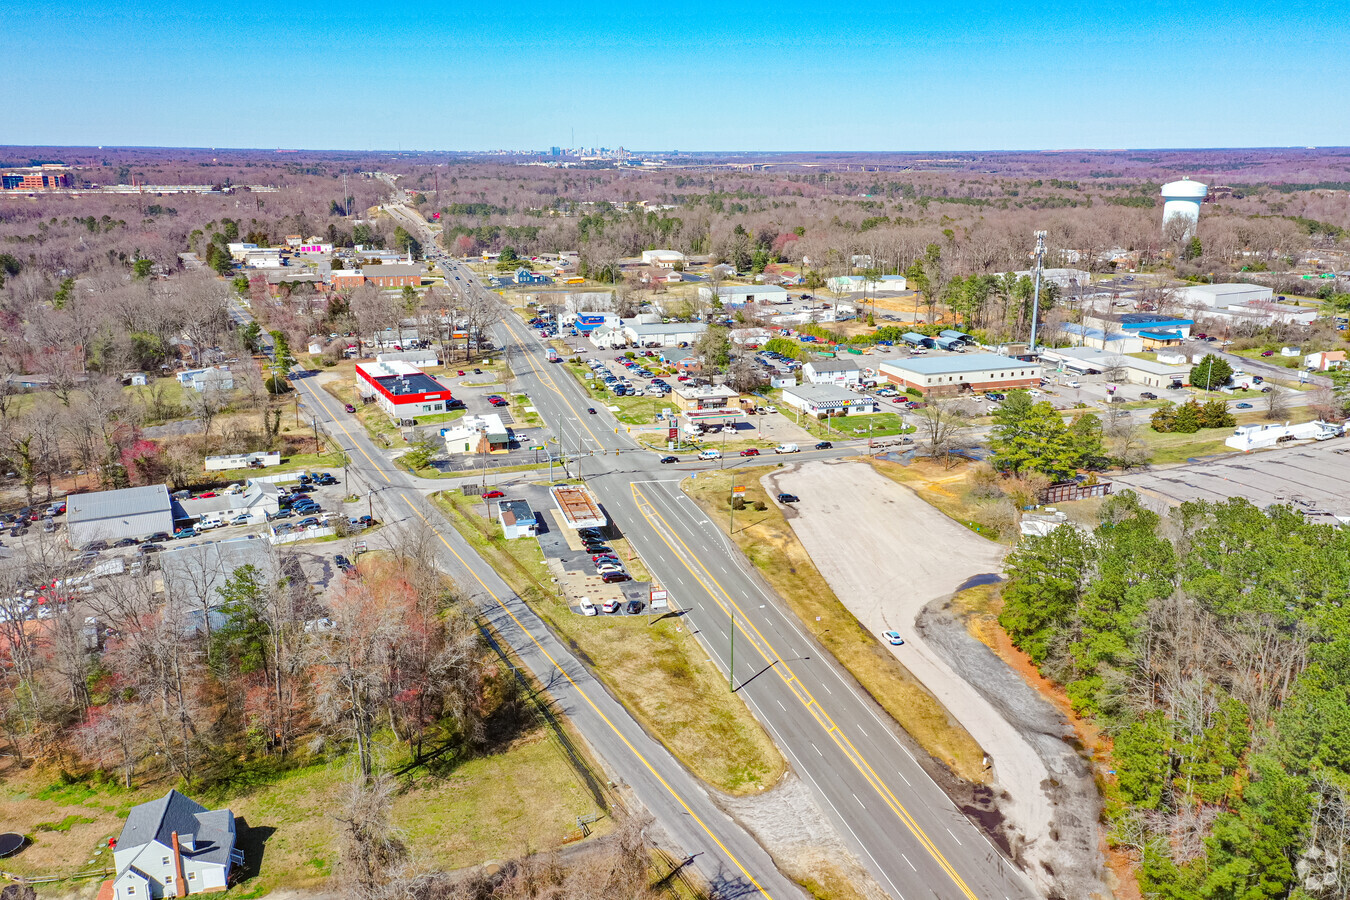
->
[498,500,536,526]
[1181,282,1270,295]
[806,358,861,372]
[363,263,422,277]
[880,353,1040,376]
[374,372,446,396]
[784,383,873,403]
[67,484,171,524]
[1042,347,1186,375]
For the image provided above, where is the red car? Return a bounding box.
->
[482,490,505,499]
[198,491,217,498]
[740,448,760,457]
[344,403,356,413]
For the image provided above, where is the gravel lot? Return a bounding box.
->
[768,459,1106,899]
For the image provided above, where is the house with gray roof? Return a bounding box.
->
[802,357,861,386]
[112,789,240,898]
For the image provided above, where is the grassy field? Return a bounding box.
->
[0,723,606,897]
[321,380,409,448]
[430,490,786,796]
[513,394,543,427]
[784,410,915,441]
[1140,406,1316,465]
[683,466,990,784]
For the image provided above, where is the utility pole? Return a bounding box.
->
[1029,230,1047,351]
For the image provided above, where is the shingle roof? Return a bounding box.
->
[806,358,860,373]
[67,485,171,525]
[117,790,208,850]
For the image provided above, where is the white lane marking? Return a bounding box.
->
[946,826,962,846]
[853,793,865,809]
[902,853,916,871]
[812,742,822,756]
[897,769,912,786]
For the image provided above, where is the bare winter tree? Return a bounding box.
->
[911,400,968,466]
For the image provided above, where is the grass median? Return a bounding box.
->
[683,466,989,784]
[430,490,787,796]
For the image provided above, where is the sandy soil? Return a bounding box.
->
[769,459,1108,899]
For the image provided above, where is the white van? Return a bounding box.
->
[697,449,722,461]
[775,443,800,454]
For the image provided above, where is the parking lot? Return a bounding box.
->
[1113,438,1350,520]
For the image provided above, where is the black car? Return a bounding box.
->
[601,572,630,584]
[334,554,353,572]
[113,537,139,548]
[626,600,644,614]
[86,540,110,551]
[587,407,597,414]
[659,456,679,464]
[777,493,800,504]
[1140,392,1158,400]
[147,532,172,543]
[815,441,832,449]
[138,543,163,554]
[585,545,612,555]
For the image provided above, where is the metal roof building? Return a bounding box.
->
[879,353,1042,395]
[781,383,878,417]
[67,484,174,547]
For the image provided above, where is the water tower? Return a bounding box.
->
[1160,177,1208,238]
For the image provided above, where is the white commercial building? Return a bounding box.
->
[377,349,440,368]
[641,249,685,268]
[802,358,862,386]
[442,413,511,455]
[698,284,790,306]
[1038,347,1189,388]
[1175,283,1274,308]
[781,383,878,417]
[623,320,707,347]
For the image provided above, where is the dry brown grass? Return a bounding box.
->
[683,467,988,784]
[430,491,787,796]
[865,456,1016,543]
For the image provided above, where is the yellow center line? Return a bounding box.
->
[500,318,613,449]
[298,378,393,484]
[397,492,776,899]
[630,483,979,900]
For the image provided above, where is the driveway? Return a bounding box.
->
[768,459,1100,897]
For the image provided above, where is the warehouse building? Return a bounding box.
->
[67,484,175,548]
[697,284,790,306]
[879,353,1042,396]
[1174,283,1273,308]
[1038,347,1189,388]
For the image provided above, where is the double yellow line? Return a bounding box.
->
[301,355,777,898]
[631,484,979,900]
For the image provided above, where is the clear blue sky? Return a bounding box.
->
[6,0,1347,152]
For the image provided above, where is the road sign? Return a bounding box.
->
[732,486,746,498]
[650,588,668,610]
[667,426,678,442]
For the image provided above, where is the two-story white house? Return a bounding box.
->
[112,790,241,898]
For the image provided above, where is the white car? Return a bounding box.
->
[579,598,597,617]
[602,599,622,614]
[1027,389,1042,397]
[698,449,722,460]
[882,630,906,646]
[1066,380,1081,389]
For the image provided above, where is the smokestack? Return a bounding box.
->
[171,831,187,898]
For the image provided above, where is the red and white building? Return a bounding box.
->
[355,361,452,419]
[879,353,1042,396]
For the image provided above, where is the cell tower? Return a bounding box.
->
[1029,230,1047,351]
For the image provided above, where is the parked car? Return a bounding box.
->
[602,599,622,614]
[601,572,630,583]
[777,493,800,504]
[344,403,357,413]
[1140,392,1158,400]
[1262,350,1275,357]
[482,490,505,499]
[740,448,760,457]
[298,517,322,528]
[882,630,906,646]
[626,599,644,614]
[229,514,251,526]
[174,528,198,539]
[147,532,171,543]
[113,537,138,548]
[579,597,597,616]
[334,554,353,572]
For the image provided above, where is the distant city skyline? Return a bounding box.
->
[5,0,1348,152]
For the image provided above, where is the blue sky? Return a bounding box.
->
[5,0,1347,151]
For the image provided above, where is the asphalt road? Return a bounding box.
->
[420,250,1038,899]
[231,300,808,900]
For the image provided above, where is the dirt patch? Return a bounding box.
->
[918,595,1109,900]
[718,774,887,900]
